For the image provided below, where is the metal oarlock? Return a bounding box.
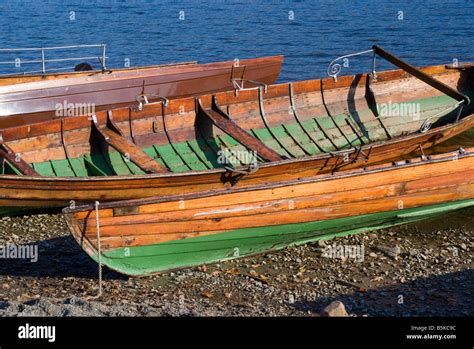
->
[135,93,169,111]
[223,161,259,186]
[225,161,259,176]
[232,78,268,96]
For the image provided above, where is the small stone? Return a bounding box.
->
[376,245,401,259]
[288,294,295,304]
[321,301,348,317]
[369,252,377,258]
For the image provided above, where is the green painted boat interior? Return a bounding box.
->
[90,199,474,275]
[0,94,461,177]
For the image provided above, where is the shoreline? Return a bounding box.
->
[0,208,472,317]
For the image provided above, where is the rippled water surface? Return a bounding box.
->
[0,0,473,81]
[0,0,473,148]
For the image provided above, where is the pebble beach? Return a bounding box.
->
[0,206,472,317]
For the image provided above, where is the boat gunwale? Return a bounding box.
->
[62,146,474,213]
[0,60,200,79]
[0,55,285,94]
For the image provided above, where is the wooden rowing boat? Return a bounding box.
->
[0,46,473,216]
[0,61,198,86]
[63,147,474,275]
[0,55,283,128]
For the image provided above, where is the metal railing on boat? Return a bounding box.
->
[0,44,108,76]
[326,45,471,129]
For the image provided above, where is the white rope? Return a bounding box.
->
[95,201,103,298]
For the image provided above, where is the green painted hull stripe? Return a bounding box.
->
[89,198,474,275]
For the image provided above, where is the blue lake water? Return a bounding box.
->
[0,0,473,81]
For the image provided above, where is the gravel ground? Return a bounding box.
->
[0,208,472,317]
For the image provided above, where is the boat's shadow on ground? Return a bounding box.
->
[0,236,126,281]
[292,269,474,316]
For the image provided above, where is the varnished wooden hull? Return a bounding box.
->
[0,59,473,216]
[0,56,283,128]
[63,148,474,275]
[0,115,473,214]
[0,62,201,86]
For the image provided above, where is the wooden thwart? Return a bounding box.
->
[92,117,168,174]
[0,142,38,176]
[198,98,283,162]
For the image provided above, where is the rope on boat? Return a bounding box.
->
[95,201,103,298]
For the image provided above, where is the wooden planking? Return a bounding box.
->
[12,88,454,164]
[83,154,115,176]
[1,142,470,217]
[82,183,474,247]
[373,45,470,104]
[70,155,474,220]
[0,63,472,218]
[84,167,474,227]
[0,143,38,176]
[81,164,474,229]
[198,100,283,162]
[68,150,474,228]
[93,124,168,174]
[3,67,467,166]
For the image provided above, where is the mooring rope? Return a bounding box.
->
[95,201,103,298]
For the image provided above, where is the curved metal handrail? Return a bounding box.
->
[327,49,375,81]
[419,101,464,133]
